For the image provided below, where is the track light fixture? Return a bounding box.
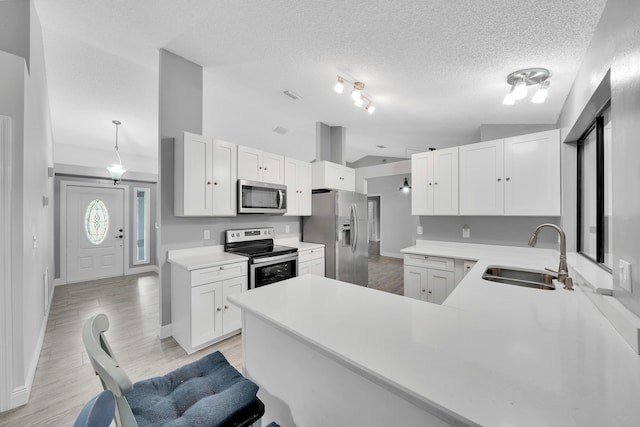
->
[333,75,376,114]
[502,68,551,105]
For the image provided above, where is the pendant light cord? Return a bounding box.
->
[113,120,122,165]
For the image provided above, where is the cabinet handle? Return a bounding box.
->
[259,166,263,170]
[428,182,432,186]
[434,182,438,185]
[497,178,502,182]
[264,167,268,171]
[216,308,222,312]
[428,290,432,294]
[220,266,224,270]
[207,181,212,185]
[506,177,511,181]
[422,289,426,292]
[224,305,229,310]
[214,182,218,185]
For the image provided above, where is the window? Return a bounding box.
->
[577,103,612,270]
[85,199,109,245]
[134,188,150,264]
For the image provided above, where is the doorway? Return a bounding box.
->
[61,183,127,283]
[367,195,380,256]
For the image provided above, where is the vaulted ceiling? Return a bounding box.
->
[34,0,608,171]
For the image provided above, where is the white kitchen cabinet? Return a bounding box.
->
[311,161,355,191]
[503,130,561,215]
[171,260,248,354]
[411,147,458,215]
[284,157,312,216]
[298,247,325,277]
[174,132,237,216]
[403,254,454,304]
[237,145,285,184]
[459,130,561,216]
[459,139,504,215]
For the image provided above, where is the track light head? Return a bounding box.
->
[334,77,344,94]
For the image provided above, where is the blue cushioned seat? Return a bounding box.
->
[126,352,258,427]
[82,313,264,427]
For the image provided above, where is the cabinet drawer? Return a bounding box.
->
[404,254,454,271]
[191,261,247,286]
[298,247,324,263]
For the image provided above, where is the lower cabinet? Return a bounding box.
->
[172,261,247,354]
[403,254,455,304]
[298,247,325,277]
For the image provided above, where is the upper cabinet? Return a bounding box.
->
[311,161,355,192]
[174,132,237,217]
[412,129,561,217]
[411,147,459,215]
[284,157,312,216]
[459,129,560,216]
[237,145,285,184]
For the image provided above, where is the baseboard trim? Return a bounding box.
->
[10,385,28,409]
[53,278,65,287]
[380,251,404,259]
[126,264,159,275]
[159,323,172,339]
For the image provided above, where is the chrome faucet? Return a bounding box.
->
[527,223,574,291]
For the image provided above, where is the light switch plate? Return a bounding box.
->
[203,230,210,240]
[619,260,632,292]
[462,225,470,238]
[417,226,423,235]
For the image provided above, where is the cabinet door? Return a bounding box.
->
[284,158,299,215]
[212,139,237,216]
[433,147,459,215]
[222,276,246,334]
[504,130,560,216]
[426,269,453,305]
[459,139,504,215]
[237,145,263,181]
[340,166,356,191]
[310,259,325,277]
[181,132,213,216]
[191,282,222,347]
[404,265,427,300]
[411,152,433,215]
[297,161,312,216]
[262,152,285,184]
[299,261,312,276]
[324,162,344,190]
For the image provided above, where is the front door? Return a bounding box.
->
[66,185,125,283]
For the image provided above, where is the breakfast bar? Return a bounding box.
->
[229,247,640,427]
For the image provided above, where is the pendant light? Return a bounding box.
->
[107,120,126,185]
[399,177,411,193]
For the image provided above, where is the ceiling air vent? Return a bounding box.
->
[273,126,289,135]
[282,90,302,100]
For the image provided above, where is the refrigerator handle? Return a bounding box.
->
[352,203,359,253]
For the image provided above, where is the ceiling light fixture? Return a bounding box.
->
[399,177,411,193]
[503,68,551,105]
[107,120,126,185]
[333,75,376,114]
[532,79,551,104]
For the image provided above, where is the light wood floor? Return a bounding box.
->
[0,273,241,427]
[1,249,402,426]
[367,241,404,295]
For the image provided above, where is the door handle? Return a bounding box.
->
[115,235,124,239]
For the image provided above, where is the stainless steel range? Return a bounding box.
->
[225,227,298,289]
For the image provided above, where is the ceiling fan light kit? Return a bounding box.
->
[334,75,376,114]
[502,68,551,105]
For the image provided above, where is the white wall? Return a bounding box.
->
[0,0,55,410]
[366,175,415,258]
[557,0,640,317]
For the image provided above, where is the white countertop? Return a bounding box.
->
[274,238,325,252]
[230,242,640,427]
[167,245,248,270]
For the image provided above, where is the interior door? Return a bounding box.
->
[66,185,125,283]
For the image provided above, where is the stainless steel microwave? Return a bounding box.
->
[238,180,287,214]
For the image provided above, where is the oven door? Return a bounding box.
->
[250,253,298,289]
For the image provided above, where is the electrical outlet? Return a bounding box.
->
[203,230,210,240]
[417,226,423,235]
[462,225,470,238]
[619,260,632,292]
[285,225,290,233]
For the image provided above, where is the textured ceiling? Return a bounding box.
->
[33,0,608,168]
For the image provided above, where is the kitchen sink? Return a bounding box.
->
[482,266,557,290]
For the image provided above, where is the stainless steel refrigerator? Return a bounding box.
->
[302,190,368,286]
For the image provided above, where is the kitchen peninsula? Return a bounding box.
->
[229,243,640,427]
